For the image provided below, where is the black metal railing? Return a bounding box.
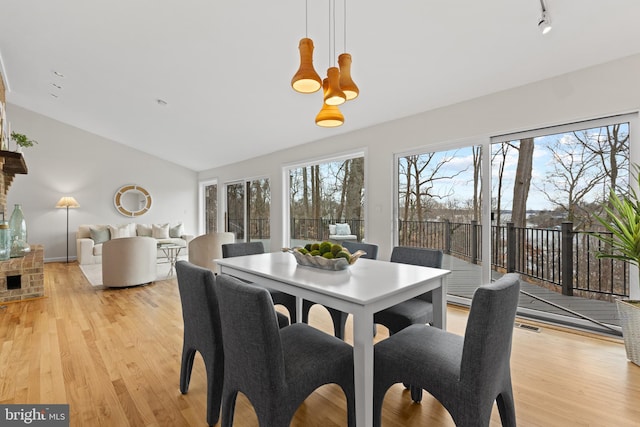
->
[398,219,629,300]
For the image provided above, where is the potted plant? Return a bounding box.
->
[593,164,640,366]
[10,131,38,152]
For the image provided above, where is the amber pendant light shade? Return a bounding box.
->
[316,78,344,127]
[324,67,346,106]
[338,53,359,101]
[291,38,322,94]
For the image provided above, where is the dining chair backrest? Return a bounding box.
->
[389,246,443,303]
[460,273,521,391]
[341,241,379,260]
[216,274,286,398]
[175,261,224,426]
[390,246,443,268]
[221,241,265,258]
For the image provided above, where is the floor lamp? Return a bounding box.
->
[55,196,80,263]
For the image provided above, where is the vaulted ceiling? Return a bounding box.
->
[2,1,640,171]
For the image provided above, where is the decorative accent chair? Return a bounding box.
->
[101,236,157,287]
[301,241,379,339]
[221,241,297,324]
[374,246,444,400]
[216,274,356,427]
[175,261,224,427]
[188,232,235,273]
[373,273,521,427]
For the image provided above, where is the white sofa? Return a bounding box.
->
[76,223,193,265]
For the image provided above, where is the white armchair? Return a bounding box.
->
[188,232,235,273]
[328,223,358,242]
[102,237,157,287]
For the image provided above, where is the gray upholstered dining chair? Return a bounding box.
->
[221,241,298,324]
[373,246,443,400]
[175,261,224,427]
[216,274,356,427]
[373,273,521,427]
[301,241,379,339]
[374,246,443,335]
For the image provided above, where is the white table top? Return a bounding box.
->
[215,251,450,309]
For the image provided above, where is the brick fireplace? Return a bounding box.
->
[0,73,42,303]
[0,245,44,303]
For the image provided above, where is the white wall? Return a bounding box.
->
[4,104,198,262]
[198,53,640,267]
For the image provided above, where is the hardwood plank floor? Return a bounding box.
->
[1,262,639,426]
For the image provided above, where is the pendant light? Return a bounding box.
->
[323,0,346,106]
[316,78,344,127]
[291,1,322,93]
[338,0,359,100]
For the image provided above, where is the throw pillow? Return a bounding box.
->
[329,224,337,235]
[169,222,184,238]
[152,223,170,239]
[136,223,152,237]
[335,223,351,235]
[109,224,133,239]
[89,226,110,244]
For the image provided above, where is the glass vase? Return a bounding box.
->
[0,223,10,261]
[9,204,30,257]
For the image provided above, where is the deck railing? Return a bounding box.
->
[399,219,629,299]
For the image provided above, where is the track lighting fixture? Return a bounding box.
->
[538,0,552,35]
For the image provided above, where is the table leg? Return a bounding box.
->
[352,311,374,427]
[431,276,447,330]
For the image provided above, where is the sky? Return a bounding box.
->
[398,122,630,212]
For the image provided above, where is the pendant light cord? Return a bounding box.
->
[332,0,336,66]
[305,0,308,37]
[343,0,347,53]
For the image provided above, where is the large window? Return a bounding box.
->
[491,117,630,301]
[396,144,483,300]
[226,178,271,249]
[288,154,365,247]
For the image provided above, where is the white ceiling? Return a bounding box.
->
[1,1,640,172]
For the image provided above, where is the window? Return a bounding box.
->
[288,153,365,247]
[396,144,483,301]
[225,178,271,249]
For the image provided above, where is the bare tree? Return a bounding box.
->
[492,143,510,226]
[512,138,534,228]
[472,146,482,222]
[539,137,602,230]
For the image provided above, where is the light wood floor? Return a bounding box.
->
[1,262,639,426]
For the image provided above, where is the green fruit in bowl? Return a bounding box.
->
[319,241,332,254]
[310,249,321,256]
[298,247,309,255]
[331,244,343,255]
[311,243,320,251]
[336,250,351,262]
[322,252,335,259]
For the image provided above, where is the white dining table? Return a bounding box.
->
[216,251,450,427]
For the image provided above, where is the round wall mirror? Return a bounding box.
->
[114,185,152,217]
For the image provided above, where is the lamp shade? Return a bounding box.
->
[323,67,346,106]
[338,53,359,101]
[316,79,344,127]
[55,196,80,208]
[291,38,322,94]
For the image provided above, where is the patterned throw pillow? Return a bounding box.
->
[109,224,134,239]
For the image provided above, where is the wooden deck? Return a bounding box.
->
[443,255,622,336]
